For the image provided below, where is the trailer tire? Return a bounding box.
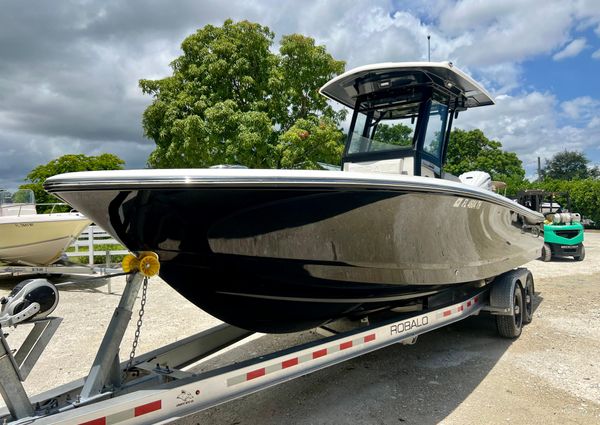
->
[541,243,552,262]
[574,244,585,261]
[491,277,523,339]
[522,272,534,325]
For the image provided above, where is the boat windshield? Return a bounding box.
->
[0,189,34,206]
[347,112,416,155]
[0,189,35,216]
[346,96,449,160]
[422,100,448,160]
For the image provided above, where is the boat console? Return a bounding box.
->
[320,62,494,178]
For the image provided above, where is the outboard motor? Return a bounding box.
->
[459,171,493,191]
[0,279,58,327]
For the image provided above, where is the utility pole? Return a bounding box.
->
[537,156,542,181]
[427,35,431,61]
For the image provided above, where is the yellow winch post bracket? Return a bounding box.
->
[122,252,160,277]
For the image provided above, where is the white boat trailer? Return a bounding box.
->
[0,264,117,278]
[0,253,534,425]
[0,263,123,295]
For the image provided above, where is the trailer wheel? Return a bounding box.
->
[491,278,524,339]
[522,272,534,325]
[574,244,585,261]
[541,243,552,262]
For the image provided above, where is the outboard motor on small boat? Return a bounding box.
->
[0,279,58,327]
[459,171,493,191]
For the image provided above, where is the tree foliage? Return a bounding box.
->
[373,123,413,146]
[445,128,526,186]
[531,178,600,227]
[20,153,125,210]
[541,150,598,180]
[276,117,345,169]
[140,20,346,169]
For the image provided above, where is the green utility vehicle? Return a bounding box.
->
[517,190,585,262]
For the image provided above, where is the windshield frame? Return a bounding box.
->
[342,87,452,177]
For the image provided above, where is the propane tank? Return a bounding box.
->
[551,212,581,225]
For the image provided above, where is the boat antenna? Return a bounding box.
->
[427,34,431,61]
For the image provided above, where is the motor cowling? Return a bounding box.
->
[458,171,493,191]
[0,279,58,327]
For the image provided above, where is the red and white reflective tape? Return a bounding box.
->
[226,333,377,387]
[79,400,161,425]
[436,295,479,320]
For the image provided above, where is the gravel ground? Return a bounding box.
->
[1,232,599,424]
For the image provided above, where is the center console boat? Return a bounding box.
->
[45,62,544,332]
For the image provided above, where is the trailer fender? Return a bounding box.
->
[488,269,529,338]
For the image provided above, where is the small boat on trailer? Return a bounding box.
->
[44,61,544,333]
[0,189,91,266]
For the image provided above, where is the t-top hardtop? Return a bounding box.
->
[320,61,494,178]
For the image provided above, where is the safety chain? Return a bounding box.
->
[125,276,148,373]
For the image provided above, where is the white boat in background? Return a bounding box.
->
[0,189,91,266]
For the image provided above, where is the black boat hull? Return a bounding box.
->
[46,173,543,333]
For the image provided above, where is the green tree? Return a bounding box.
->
[535,178,600,227]
[276,117,345,169]
[541,150,595,180]
[373,123,413,146]
[139,20,345,169]
[273,34,346,131]
[445,129,526,188]
[20,153,125,211]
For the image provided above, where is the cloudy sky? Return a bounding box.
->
[2,0,600,189]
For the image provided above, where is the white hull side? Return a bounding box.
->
[0,214,91,265]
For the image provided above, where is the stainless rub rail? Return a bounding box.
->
[44,171,542,222]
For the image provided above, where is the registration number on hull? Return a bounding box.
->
[453,197,482,210]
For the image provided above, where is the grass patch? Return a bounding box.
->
[67,243,128,265]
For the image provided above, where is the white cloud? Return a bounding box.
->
[288,5,432,68]
[589,116,600,129]
[438,0,575,66]
[438,0,528,35]
[553,38,588,60]
[455,91,600,175]
[561,97,600,120]
[573,0,600,23]
[470,62,523,94]
[2,0,600,184]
